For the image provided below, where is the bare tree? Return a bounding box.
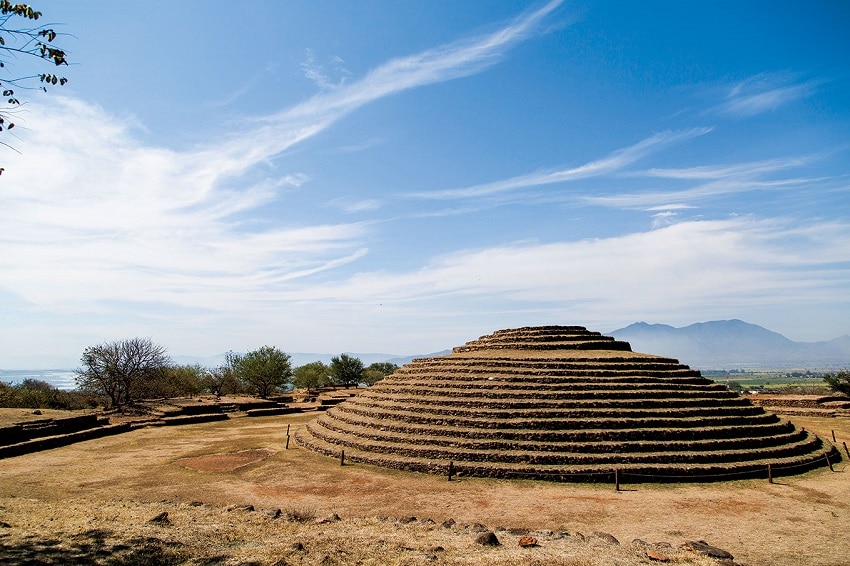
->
[75,338,171,408]
[204,351,243,398]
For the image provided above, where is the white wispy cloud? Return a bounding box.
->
[205,0,566,175]
[0,3,567,352]
[0,99,369,315]
[301,48,350,91]
[585,155,827,209]
[325,198,385,213]
[407,128,711,200]
[715,72,821,118]
[258,218,850,345]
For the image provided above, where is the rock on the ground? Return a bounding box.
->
[518,535,538,547]
[592,531,620,545]
[148,512,170,524]
[680,540,734,560]
[646,548,671,562]
[316,513,340,524]
[474,531,500,546]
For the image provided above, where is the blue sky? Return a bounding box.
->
[1,0,849,364]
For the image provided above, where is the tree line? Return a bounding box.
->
[68,337,398,409]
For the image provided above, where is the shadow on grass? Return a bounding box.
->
[0,528,213,566]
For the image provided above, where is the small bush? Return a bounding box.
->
[823,370,850,396]
[0,380,103,410]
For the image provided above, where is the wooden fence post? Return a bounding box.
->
[832,430,836,442]
[614,468,621,491]
[340,449,345,466]
[843,442,849,459]
[768,463,773,484]
[285,435,290,450]
[448,460,454,481]
[825,452,833,472]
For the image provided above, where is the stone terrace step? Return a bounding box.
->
[326,408,796,442]
[346,397,766,420]
[333,402,780,430]
[368,384,734,398]
[358,390,744,406]
[303,420,824,466]
[295,426,835,481]
[394,360,702,373]
[452,326,633,352]
[312,417,807,455]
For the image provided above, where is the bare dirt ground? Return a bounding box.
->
[1,411,848,565]
[0,408,99,427]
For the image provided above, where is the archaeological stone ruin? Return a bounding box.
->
[295,326,838,481]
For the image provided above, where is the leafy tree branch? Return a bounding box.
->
[1,1,70,174]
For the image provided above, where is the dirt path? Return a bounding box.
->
[1,413,848,565]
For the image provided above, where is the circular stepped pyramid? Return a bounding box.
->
[295,326,838,482]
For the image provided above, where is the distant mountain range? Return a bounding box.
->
[2,320,847,373]
[610,319,850,370]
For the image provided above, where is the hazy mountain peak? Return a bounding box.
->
[611,320,848,369]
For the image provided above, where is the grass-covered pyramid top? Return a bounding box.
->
[296,325,837,482]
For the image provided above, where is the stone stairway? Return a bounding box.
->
[295,326,838,482]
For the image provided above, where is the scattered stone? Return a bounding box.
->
[470,522,489,533]
[291,542,305,552]
[474,531,500,546]
[419,518,436,526]
[536,529,555,537]
[517,535,538,548]
[148,512,170,525]
[427,546,445,553]
[507,527,529,535]
[440,518,456,529]
[316,513,341,524]
[681,540,734,561]
[592,531,620,545]
[632,539,649,547]
[0,521,11,528]
[646,549,671,562]
[32,410,42,415]
[397,516,417,524]
[265,508,282,519]
[188,501,204,507]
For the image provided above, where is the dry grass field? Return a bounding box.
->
[1,411,848,565]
